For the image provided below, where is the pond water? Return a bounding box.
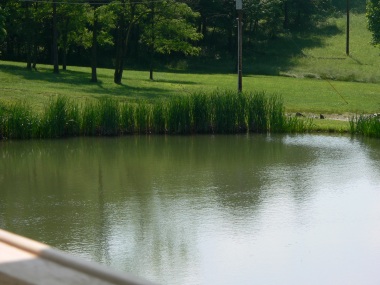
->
[1,134,380,285]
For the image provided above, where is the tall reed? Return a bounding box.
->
[97,98,120,136]
[167,96,192,134]
[350,115,380,138]
[247,92,267,132]
[151,101,166,134]
[121,102,137,134]
[211,91,247,133]
[135,101,152,134]
[81,101,99,136]
[191,92,212,133]
[267,95,286,132]
[3,102,38,139]
[40,96,80,138]
[0,91,313,139]
[0,105,4,139]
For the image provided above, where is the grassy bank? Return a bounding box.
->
[0,92,315,139]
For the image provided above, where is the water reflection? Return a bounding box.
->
[1,135,380,285]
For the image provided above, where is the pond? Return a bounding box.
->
[1,134,380,285]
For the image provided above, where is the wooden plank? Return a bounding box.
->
[0,229,158,285]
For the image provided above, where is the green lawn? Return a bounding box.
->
[287,13,380,83]
[1,60,379,115]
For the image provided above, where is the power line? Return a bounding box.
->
[18,0,168,5]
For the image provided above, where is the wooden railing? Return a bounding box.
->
[0,229,158,285]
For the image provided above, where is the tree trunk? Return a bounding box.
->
[32,43,38,70]
[113,26,125,84]
[91,12,98,83]
[62,18,70,71]
[114,1,135,84]
[26,41,32,70]
[149,3,155,81]
[114,0,126,84]
[62,49,67,71]
[149,56,154,80]
[52,0,59,74]
[283,1,289,29]
[25,2,32,70]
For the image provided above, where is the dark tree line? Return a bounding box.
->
[0,0,357,83]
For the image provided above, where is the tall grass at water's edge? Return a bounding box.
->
[0,91,314,139]
[349,115,380,138]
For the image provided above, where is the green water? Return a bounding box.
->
[1,135,380,285]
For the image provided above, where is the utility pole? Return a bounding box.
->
[236,0,243,92]
[346,0,350,56]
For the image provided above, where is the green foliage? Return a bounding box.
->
[57,1,90,52]
[245,0,284,37]
[141,1,202,56]
[83,3,116,48]
[0,7,6,43]
[367,0,380,47]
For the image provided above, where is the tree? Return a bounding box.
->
[141,0,202,80]
[57,0,89,70]
[367,0,380,46]
[87,2,116,82]
[245,0,284,38]
[52,0,59,73]
[282,0,332,30]
[113,0,139,84]
[0,7,6,43]
[23,1,50,70]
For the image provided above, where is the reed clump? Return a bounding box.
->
[0,91,311,139]
[2,102,38,139]
[349,114,380,138]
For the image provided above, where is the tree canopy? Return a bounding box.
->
[0,0,349,81]
[0,7,6,43]
[367,0,380,47]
